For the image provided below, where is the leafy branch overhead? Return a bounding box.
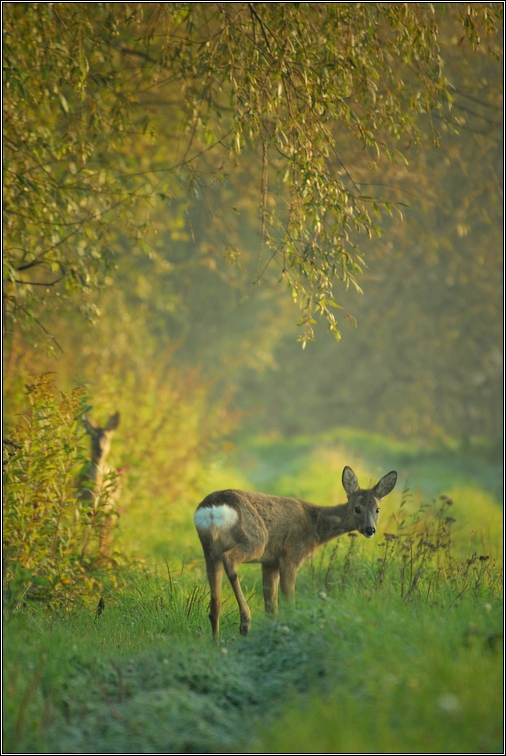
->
[3,2,502,342]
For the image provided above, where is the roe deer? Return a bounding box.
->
[78,412,121,551]
[194,466,397,640]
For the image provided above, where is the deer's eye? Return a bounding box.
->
[376,508,380,514]
[354,506,361,515]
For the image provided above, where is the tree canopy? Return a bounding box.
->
[4,2,502,344]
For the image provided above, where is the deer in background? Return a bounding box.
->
[79,412,121,552]
[194,466,397,640]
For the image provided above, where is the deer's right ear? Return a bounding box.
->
[342,466,359,496]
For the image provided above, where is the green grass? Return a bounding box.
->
[251,600,503,753]
[3,572,502,754]
[3,430,503,753]
[115,428,503,567]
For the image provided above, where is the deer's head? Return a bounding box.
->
[342,466,397,538]
[83,412,120,466]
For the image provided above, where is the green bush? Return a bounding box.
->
[3,374,124,609]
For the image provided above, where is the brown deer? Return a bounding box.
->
[194,466,397,640]
[78,412,121,551]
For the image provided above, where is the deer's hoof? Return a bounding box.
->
[239,620,251,637]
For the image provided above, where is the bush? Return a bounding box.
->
[3,374,123,609]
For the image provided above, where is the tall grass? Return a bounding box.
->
[238,438,503,557]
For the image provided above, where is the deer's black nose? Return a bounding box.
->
[364,526,376,538]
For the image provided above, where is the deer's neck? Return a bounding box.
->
[91,453,109,470]
[314,502,354,545]
[88,459,110,486]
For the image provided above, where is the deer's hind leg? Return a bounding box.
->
[279,557,299,606]
[204,553,224,642]
[222,538,265,637]
[262,564,280,614]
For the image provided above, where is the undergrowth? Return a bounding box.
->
[3,374,125,610]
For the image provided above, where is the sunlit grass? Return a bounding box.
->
[234,436,503,561]
[241,428,503,505]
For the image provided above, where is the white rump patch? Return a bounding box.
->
[194,504,239,533]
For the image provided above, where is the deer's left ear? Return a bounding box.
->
[373,471,397,499]
[105,412,120,432]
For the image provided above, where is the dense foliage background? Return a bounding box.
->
[4,2,502,444]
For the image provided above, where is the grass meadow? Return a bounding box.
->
[3,431,503,753]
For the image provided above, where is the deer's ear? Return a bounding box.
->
[342,466,359,496]
[105,412,120,432]
[374,471,397,499]
[83,416,97,432]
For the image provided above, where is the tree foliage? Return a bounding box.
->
[3,2,502,343]
[237,51,503,444]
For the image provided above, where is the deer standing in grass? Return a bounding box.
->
[194,466,397,640]
[79,412,121,552]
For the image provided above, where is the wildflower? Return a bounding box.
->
[437,693,461,713]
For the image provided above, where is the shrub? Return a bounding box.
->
[3,374,123,609]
